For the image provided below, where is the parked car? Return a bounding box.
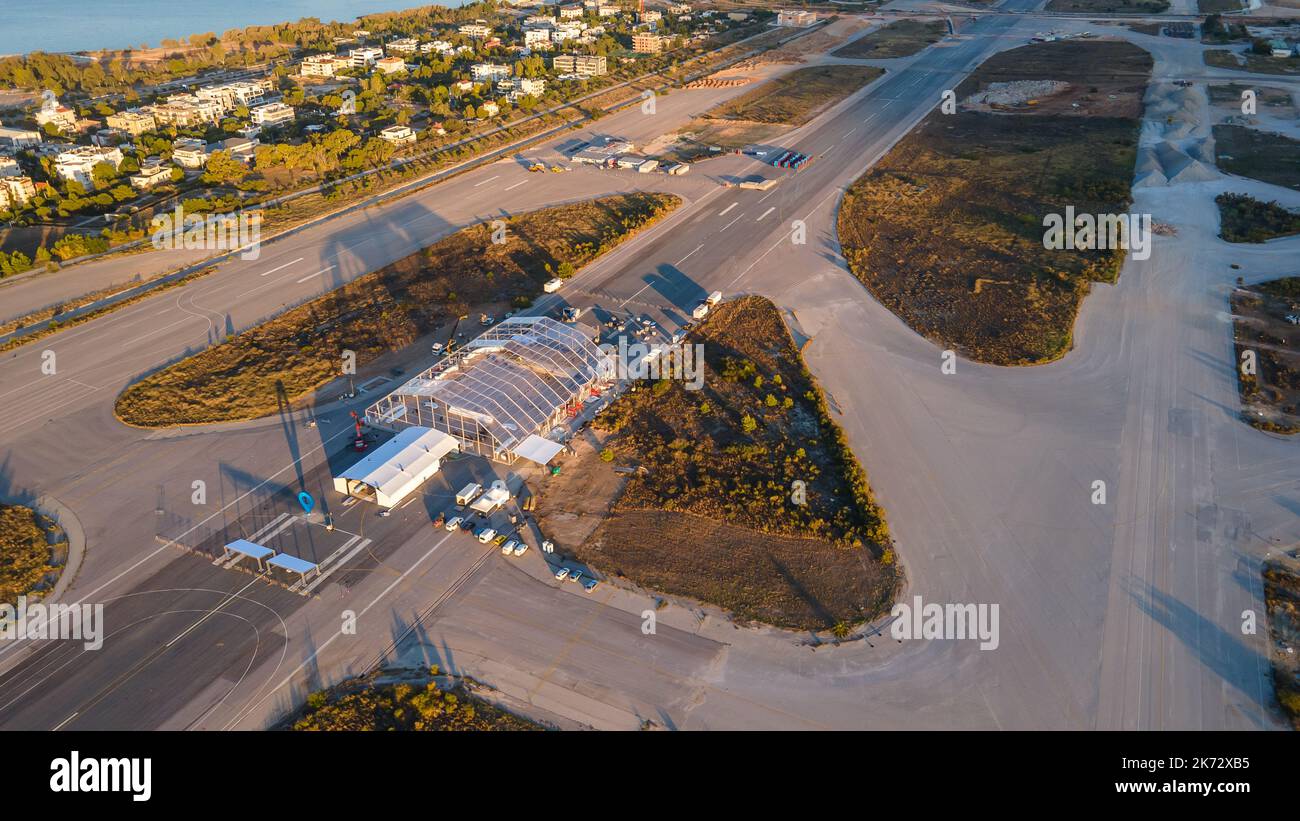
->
[582,577,598,593]
[459,518,476,532]
[554,566,570,581]
[445,516,462,531]
[492,532,509,546]
[512,541,528,557]
[569,570,583,584]
[431,342,444,356]
[477,527,497,544]
[501,539,516,556]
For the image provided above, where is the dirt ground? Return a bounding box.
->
[1231,277,1300,434]
[534,434,627,552]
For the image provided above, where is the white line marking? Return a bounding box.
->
[296,265,335,283]
[720,214,742,232]
[473,175,500,187]
[504,180,527,191]
[676,244,703,265]
[718,202,738,216]
[260,257,303,277]
[53,713,78,731]
[757,207,775,221]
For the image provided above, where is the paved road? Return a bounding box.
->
[0,8,1294,730]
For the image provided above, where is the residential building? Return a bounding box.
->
[148,95,223,127]
[105,109,157,136]
[386,37,420,55]
[641,10,663,23]
[0,156,18,176]
[777,9,816,26]
[374,56,408,74]
[1268,38,1295,58]
[597,4,620,16]
[421,40,453,55]
[349,46,384,68]
[249,101,296,128]
[1,175,37,207]
[212,136,259,164]
[196,81,267,112]
[301,54,346,77]
[458,23,493,38]
[171,137,209,169]
[554,23,584,41]
[129,163,172,190]
[471,62,512,82]
[552,53,607,76]
[480,101,500,117]
[632,32,665,53]
[35,104,78,133]
[559,4,584,18]
[53,145,123,189]
[524,15,556,28]
[524,29,552,48]
[668,2,691,13]
[0,124,42,148]
[378,124,417,145]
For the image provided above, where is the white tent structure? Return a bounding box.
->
[333,426,459,508]
[364,317,612,463]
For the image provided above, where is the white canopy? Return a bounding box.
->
[334,426,459,507]
[515,434,564,465]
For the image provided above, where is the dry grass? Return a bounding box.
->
[837,40,1152,364]
[0,504,51,605]
[1263,559,1300,728]
[115,194,679,426]
[707,64,885,126]
[1231,277,1300,434]
[1214,125,1300,191]
[545,296,896,632]
[831,19,947,59]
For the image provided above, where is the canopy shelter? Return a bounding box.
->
[332,426,459,508]
[267,553,319,585]
[515,434,565,466]
[222,539,274,571]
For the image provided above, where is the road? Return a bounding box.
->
[0,7,1294,730]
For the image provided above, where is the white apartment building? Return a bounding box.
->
[35,105,79,133]
[0,176,37,209]
[458,23,493,38]
[524,15,556,27]
[129,163,172,190]
[470,63,512,82]
[249,101,296,128]
[524,29,552,48]
[421,40,453,55]
[196,81,267,112]
[0,124,42,148]
[551,53,607,76]
[378,124,417,145]
[632,32,665,53]
[559,5,583,18]
[386,37,420,54]
[668,2,691,13]
[105,109,156,136]
[777,9,817,26]
[641,10,663,23]
[54,145,123,189]
[149,95,223,127]
[349,46,384,68]
[301,54,346,77]
[597,4,619,16]
[554,23,584,41]
[171,137,209,169]
[374,56,408,74]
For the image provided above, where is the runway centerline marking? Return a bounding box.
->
[718,202,738,216]
[757,207,775,221]
[260,258,303,277]
[504,180,528,191]
[720,214,743,232]
[296,265,336,283]
[676,244,704,265]
[474,175,500,188]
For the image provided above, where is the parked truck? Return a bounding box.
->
[455,483,483,507]
[691,302,710,320]
[544,277,565,293]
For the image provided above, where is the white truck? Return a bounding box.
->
[544,278,564,293]
[455,483,483,507]
[691,302,710,320]
[707,290,723,306]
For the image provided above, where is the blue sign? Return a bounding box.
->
[297,492,315,514]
